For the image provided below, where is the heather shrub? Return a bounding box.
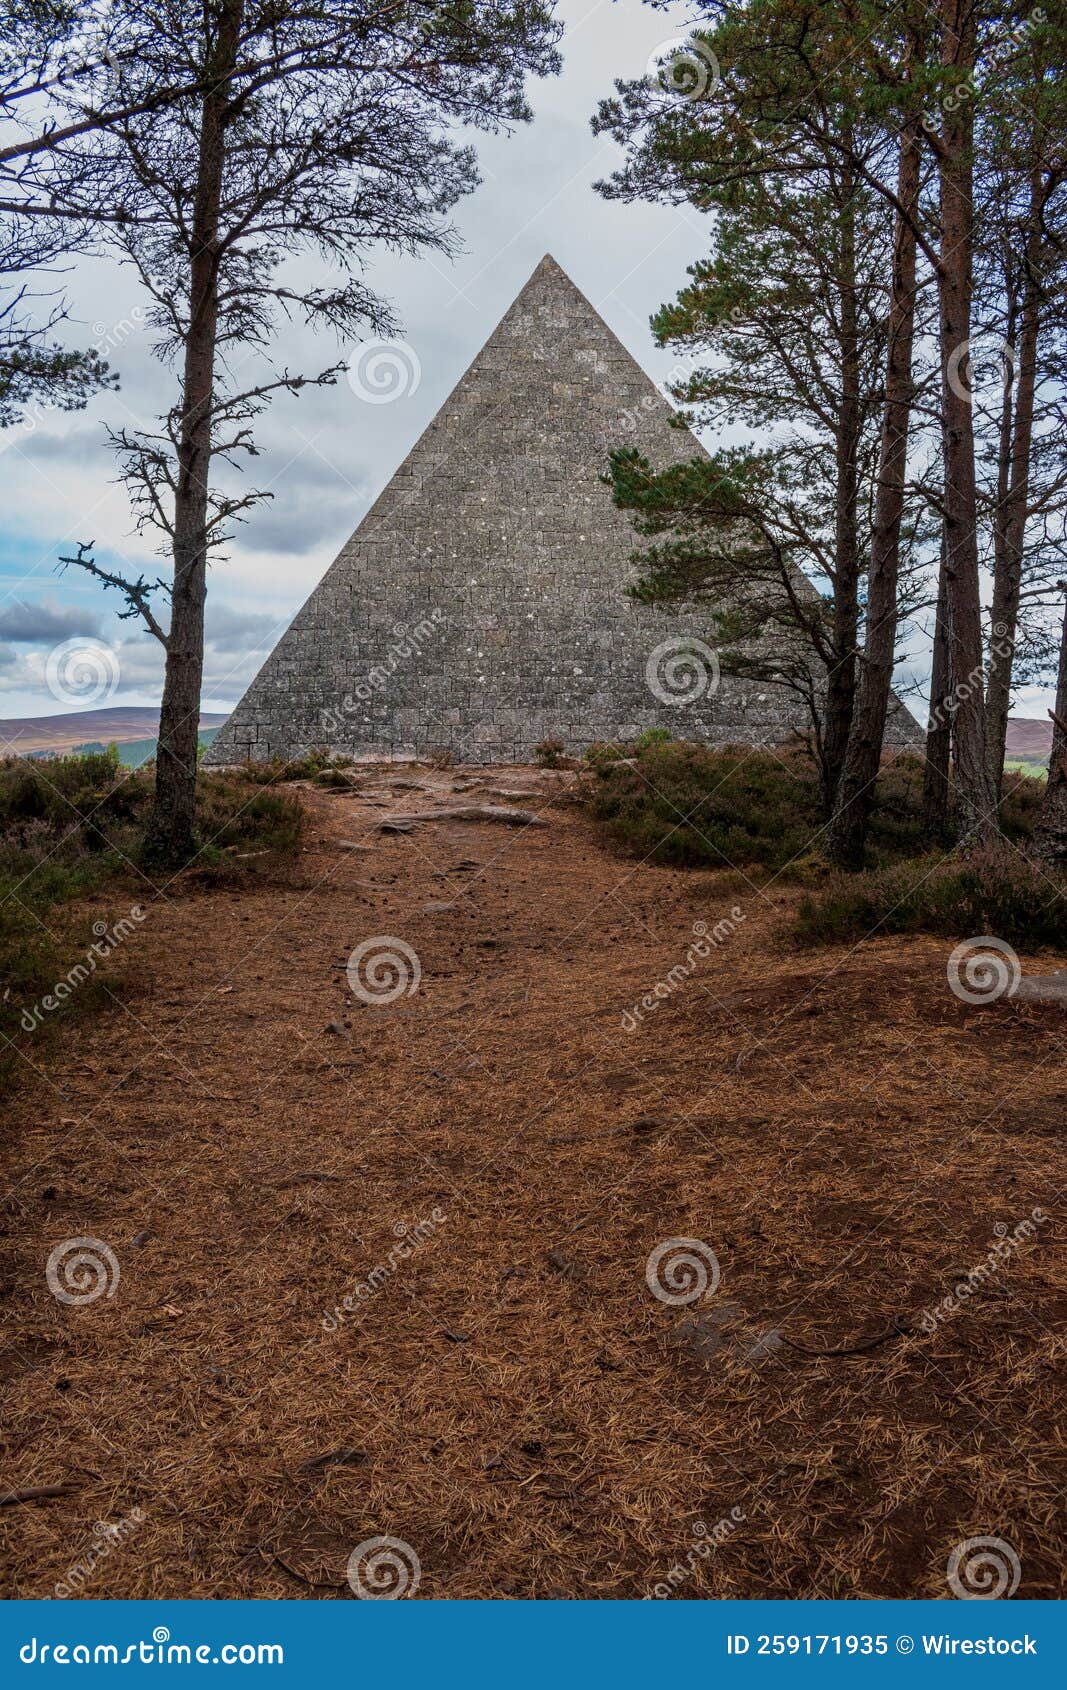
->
[794,847,1066,947]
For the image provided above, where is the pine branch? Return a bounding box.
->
[57,542,169,646]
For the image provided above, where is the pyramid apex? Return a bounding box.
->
[525,251,574,286]
[505,251,601,320]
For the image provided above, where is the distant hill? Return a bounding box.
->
[88,728,221,767]
[0,706,228,758]
[1005,716,1053,761]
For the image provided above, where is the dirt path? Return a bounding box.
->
[1,767,1063,1598]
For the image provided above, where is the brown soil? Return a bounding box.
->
[1,766,1063,1599]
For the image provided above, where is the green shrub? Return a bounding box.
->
[582,739,1047,875]
[0,764,138,1096]
[583,740,824,872]
[191,778,306,874]
[583,740,629,769]
[794,847,1067,948]
[1000,768,1049,838]
[0,752,307,876]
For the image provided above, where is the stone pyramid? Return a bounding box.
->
[206,254,918,765]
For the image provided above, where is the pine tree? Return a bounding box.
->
[1031,587,1067,863]
[602,151,897,812]
[53,0,560,863]
[594,0,932,817]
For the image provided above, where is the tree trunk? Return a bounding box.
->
[1031,595,1067,865]
[985,166,1043,793]
[821,148,862,817]
[821,670,854,817]
[145,0,245,866]
[936,0,999,844]
[922,530,953,841]
[828,121,921,866]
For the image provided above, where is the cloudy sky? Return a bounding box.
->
[0,0,1055,725]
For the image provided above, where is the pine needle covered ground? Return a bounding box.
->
[0,764,1062,1598]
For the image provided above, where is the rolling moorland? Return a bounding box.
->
[0,709,227,760]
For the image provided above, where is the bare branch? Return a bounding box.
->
[58,541,169,646]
